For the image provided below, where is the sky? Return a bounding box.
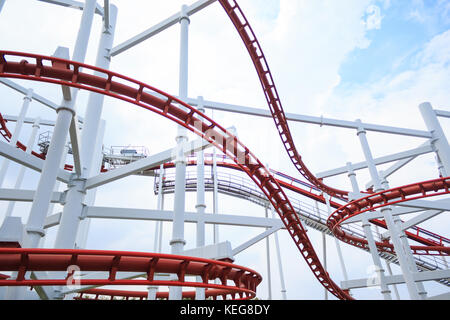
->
[0,0,449,300]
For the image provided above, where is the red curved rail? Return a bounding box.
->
[75,288,247,300]
[327,177,450,256]
[0,51,352,300]
[156,159,449,253]
[217,0,348,199]
[0,248,261,299]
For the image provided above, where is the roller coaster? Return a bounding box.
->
[0,0,448,300]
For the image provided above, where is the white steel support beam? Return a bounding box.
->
[195,97,206,300]
[0,140,71,183]
[265,206,272,301]
[26,0,96,251]
[0,89,33,186]
[4,118,41,218]
[170,7,190,300]
[109,0,217,57]
[396,210,443,233]
[342,269,450,290]
[317,144,434,179]
[435,109,450,118]
[0,188,63,203]
[37,0,104,15]
[54,4,118,252]
[232,225,282,256]
[419,102,450,176]
[270,206,287,300]
[0,79,59,111]
[365,142,430,189]
[1,115,62,127]
[85,137,211,190]
[342,198,449,224]
[75,120,106,249]
[183,97,432,138]
[103,0,110,30]
[356,120,424,300]
[69,114,82,175]
[345,164,391,299]
[51,206,285,230]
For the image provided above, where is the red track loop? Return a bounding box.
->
[0,248,261,300]
[327,177,450,256]
[218,0,348,199]
[0,51,352,300]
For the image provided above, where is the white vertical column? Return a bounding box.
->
[346,162,391,299]
[265,206,272,300]
[24,100,74,248]
[419,102,450,176]
[195,97,206,248]
[195,97,206,301]
[148,164,165,301]
[385,259,400,300]
[54,1,115,250]
[323,197,350,287]
[379,175,427,299]
[212,148,219,244]
[4,117,40,218]
[356,120,422,300]
[169,4,190,300]
[270,206,287,300]
[322,232,328,300]
[0,89,33,187]
[75,120,106,249]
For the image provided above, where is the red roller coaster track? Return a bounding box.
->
[156,160,450,255]
[0,50,352,300]
[0,0,447,300]
[327,177,450,256]
[0,248,261,300]
[218,0,349,199]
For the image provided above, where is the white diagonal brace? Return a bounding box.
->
[232,226,282,256]
[342,198,450,225]
[390,210,443,235]
[109,0,217,57]
[69,114,82,175]
[365,141,432,189]
[394,199,450,211]
[0,140,71,183]
[85,138,212,190]
[316,144,434,179]
[0,79,59,110]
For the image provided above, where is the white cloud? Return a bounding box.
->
[365,5,383,30]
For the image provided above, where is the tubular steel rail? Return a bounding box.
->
[218,0,348,199]
[0,51,352,300]
[327,177,450,256]
[155,161,450,281]
[75,288,244,300]
[0,248,261,300]
[155,159,449,255]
